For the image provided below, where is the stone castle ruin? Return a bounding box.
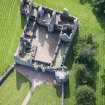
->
[14,0,78,105]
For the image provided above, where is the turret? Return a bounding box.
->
[55,66,69,84]
[47,11,56,32]
[19,37,31,56]
[20,0,33,16]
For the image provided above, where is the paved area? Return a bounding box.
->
[15,65,56,86]
[54,43,67,67]
[22,86,34,105]
[32,26,59,63]
[15,65,56,105]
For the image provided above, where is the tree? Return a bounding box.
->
[75,64,95,88]
[75,41,96,68]
[101,70,105,95]
[85,33,97,48]
[76,85,96,105]
[101,71,105,83]
[74,33,97,69]
[102,85,105,95]
[92,0,105,15]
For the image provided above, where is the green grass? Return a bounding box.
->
[29,0,105,105]
[0,71,30,105]
[0,0,22,75]
[0,0,105,105]
[28,85,60,105]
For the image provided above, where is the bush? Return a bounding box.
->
[102,85,105,95]
[101,72,105,83]
[76,85,96,105]
[80,0,87,4]
[85,33,97,48]
[75,64,96,88]
[92,0,105,15]
[74,33,98,69]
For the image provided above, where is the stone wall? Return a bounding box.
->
[0,63,15,85]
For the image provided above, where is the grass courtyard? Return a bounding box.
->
[0,0,105,105]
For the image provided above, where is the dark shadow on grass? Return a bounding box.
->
[76,76,97,90]
[65,27,79,70]
[80,0,105,30]
[102,85,105,96]
[21,15,25,29]
[0,65,14,85]
[92,9,105,31]
[54,85,61,97]
[87,59,99,80]
[64,80,70,98]
[54,80,70,98]
[16,71,31,90]
[101,69,105,84]
[80,0,91,5]
[76,59,99,90]
[101,70,105,95]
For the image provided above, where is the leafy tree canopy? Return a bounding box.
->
[92,0,105,14]
[76,85,96,105]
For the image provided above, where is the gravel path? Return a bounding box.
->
[21,86,34,105]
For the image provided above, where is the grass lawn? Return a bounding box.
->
[29,0,105,105]
[0,71,30,105]
[0,0,22,75]
[28,85,60,105]
[0,0,105,105]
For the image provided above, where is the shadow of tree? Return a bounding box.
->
[87,59,99,80]
[102,85,105,95]
[101,69,105,83]
[54,80,70,98]
[65,27,79,70]
[80,0,91,5]
[92,9,105,31]
[76,59,99,90]
[21,16,25,29]
[101,69,105,95]
[76,73,97,90]
[64,80,70,98]
[54,84,61,97]
[16,71,31,90]
[80,0,105,31]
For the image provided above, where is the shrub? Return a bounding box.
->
[101,72,105,83]
[80,0,87,4]
[76,85,96,105]
[92,0,105,15]
[75,64,96,88]
[102,85,105,95]
[74,33,98,69]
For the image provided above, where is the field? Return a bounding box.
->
[28,85,60,105]
[0,71,30,105]
[0,0,105,105]
[0,0,22,75]
[31,0,105,105]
